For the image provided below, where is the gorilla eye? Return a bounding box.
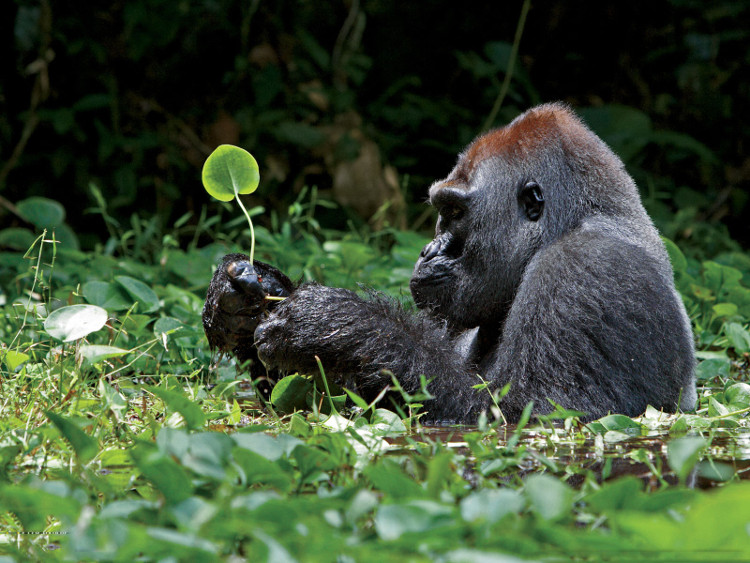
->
[519,181,544,221]
[442,205,464,221]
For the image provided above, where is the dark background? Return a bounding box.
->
[1,0,749,254]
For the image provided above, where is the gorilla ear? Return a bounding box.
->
[519,181,544,221]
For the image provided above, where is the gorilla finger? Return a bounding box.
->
[218,290,264,315]
[226,260,266,302]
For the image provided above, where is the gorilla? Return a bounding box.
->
[203,103,697,423]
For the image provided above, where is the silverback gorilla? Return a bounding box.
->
[203,103,697,423]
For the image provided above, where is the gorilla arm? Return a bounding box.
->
[254,284,490,422]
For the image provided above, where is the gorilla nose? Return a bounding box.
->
[420,240,440,262]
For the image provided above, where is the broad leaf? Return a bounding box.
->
[44,304,108,342]
[201,144,259,202]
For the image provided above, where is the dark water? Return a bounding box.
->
[391,424,750,489]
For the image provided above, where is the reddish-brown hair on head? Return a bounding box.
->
[462,103,591,173]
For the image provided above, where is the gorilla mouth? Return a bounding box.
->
[417,271,452,286]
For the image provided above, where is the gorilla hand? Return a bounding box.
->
[202,253,294,360]
[254,284,365,376]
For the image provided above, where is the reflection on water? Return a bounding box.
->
[208,382,750,490]
[384,425,750,490]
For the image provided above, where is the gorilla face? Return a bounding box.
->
[410,185,471,321]
[410,154,547,331]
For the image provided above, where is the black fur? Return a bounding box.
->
[202,254,294,399]
[203,103,697,423]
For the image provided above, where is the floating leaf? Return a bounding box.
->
[44,304,108,342]
[201,144,259,202]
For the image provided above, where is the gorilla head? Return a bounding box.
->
[410,103,661,331]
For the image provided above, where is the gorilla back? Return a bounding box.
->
[206,102,697,423]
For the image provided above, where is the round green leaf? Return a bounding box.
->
[202,144,259,202]
[44,304,108,342]
[17,196,66,228]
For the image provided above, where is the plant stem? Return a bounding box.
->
[481,0,531,132]
[234,194,255,263]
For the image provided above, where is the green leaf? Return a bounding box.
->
[270,374,312,413]
[130,443,193,504]
[44,304,108,342]
[725,382,750,407]
[712,303,738,318]
[593,414,644,435]
[668,436,706,483]
[695,357,731,380]
[115,275,160,313]
[179,433,235,480]
[374,501,454,540]
[232,447,293,492]
[16,196,66,228]
[585,476,644,512]
[0,483,81,531]
[0,227,36,250]
[79,344,128,365]
[365,459,425,499]
[82,280,133,311]
[292,443,337,484]
[149,387,206,430]
[232,431,303,461]
[662,237,687,275]
[2,349,30,371]
[724,322,750,354]
[460,489,523,523]
[703,261,743,295]
[153,316,183,336]
[201,144,259,202]
[46,411,98,463]
[524,474,573,521]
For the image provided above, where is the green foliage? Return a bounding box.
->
[4,1,747,258]
[3,171,750,560]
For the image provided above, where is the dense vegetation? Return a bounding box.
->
[2,197,750,560]
[2,0,750,560]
